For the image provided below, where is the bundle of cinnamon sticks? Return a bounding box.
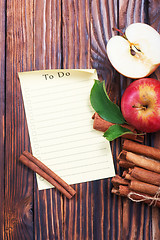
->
[111,140,160,207]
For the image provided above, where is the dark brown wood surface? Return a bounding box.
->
[1,0,160,239]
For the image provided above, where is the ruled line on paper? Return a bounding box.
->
[40,147,106,162]
[40,141,106,155]
[30,94,88,106]
[31,86,90,101]
[31,104,91,117]
[36,125,93,136]
[33,110,91,123]
[37,135,101,146]
[19,69,115,190]
[51,161,109,174]
[35,115,90,131]
[34,123,92,134]
[46,153,107,166]
[60,167,112,178]
[29,78,91,94]
[38,139,105,153]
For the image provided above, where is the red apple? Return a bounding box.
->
[121,78,160,133]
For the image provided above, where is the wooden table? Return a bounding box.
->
[1,0,160,239]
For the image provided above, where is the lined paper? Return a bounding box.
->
[19,69,115,190]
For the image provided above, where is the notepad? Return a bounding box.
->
[19,69,115,190]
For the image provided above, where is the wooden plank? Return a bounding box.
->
[62,1,94,239]
[0,0,5,239]
[91,1,122,240]
[62,0,91,69]
[34,0,62,70]
[5,0,34,239]
[33,1,63,239]
[148,2,160,239]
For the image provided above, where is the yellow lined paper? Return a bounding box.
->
[19,69,115,190]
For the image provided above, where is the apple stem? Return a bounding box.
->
[132,105,147,110]
[112,27,127,39]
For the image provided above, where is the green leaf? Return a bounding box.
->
[90,80,125,124]
[103,124,134,141]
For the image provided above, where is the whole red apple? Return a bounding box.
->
[121,78,160,133]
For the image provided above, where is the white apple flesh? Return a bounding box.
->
[121,78,160,133]
[107,23,160,79]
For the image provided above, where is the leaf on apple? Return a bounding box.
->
[103,125,135,141]
[90,80,125,124]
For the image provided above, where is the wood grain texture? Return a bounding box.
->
[119,0,146,29]
[34,0,62,70]
[33,1,63,239]
[62,0,91,69]
[91,0,118,92]
[5,0,34,239]
[0,0,5,239]
[2,0,160,239]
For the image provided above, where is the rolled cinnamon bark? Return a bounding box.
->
[92,113,113,131]
[122,170,128,178]
[129,167,160,186]
[120,150,160,174]
[112,185,160,208]
[119,159,135,168]
[124,173,134,181]
[118,151,135,168]
[112,185,130,197]
[129,180,160,196]
[111,175,129,187]
[92,113,144,142]
[123,140,160,161]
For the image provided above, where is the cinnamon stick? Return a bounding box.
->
[92,112,113,131]
[19,151,76,199]
[120,150,160,174]
[129,180,160,196]
[112,185,130,197]
[111,175,129,188]
[118,151,135,168]
[129,167,160,186]
[92,113,144,142]
[118,159,135,168]
[112,185,160,208]
[123,140,160,161]
[123,172,134,181]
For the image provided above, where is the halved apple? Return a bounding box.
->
[106,23,160,79]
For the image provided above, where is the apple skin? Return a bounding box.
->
[121,78,160,133]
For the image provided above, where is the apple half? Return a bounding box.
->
[107,23,160,79]
[121,78,160,133]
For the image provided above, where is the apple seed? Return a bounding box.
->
[130,48,136,56]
